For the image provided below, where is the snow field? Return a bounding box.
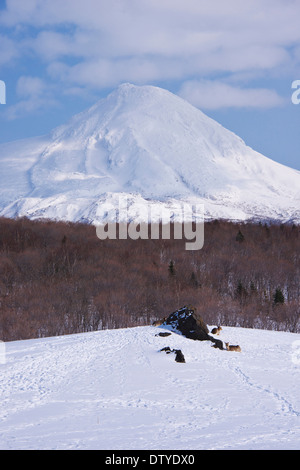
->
[0,325,299,450]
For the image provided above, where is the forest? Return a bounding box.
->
[0,216,299,341]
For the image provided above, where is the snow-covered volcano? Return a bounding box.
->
[0,83,299,223]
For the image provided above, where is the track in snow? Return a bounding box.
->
[0,325,299,450]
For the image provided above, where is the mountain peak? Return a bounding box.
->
[0,83,299,224]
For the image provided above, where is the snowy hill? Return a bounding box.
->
[0,83,299,224]
[1,325,299,450]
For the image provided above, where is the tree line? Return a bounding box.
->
[0,216,299,341]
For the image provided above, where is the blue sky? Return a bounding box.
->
[0,0,300,170]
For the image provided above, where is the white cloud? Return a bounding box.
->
[3,0,300,64]
[179,80,285,109]
[5,95,59,120]
[17,76,46,97]
[0,34,18,65]
[5,75,58,120]
[47,56,188,90]
[2,0,300,111]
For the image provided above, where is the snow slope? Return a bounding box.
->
[1,325,299,450]
[0,83,299,224]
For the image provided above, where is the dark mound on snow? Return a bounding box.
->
[163,306,223,350]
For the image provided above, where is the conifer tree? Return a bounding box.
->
[235,229,245,243]
[236,280,247,301]
[273,288,284,305]
[190,271,198,288]
[168,260,175,276]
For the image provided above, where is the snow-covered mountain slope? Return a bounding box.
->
[0,325,299,450]
[0,83,299,223]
